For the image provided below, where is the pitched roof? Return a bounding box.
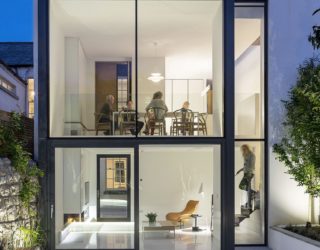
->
[0,42,33,67]
[0,59,27,85]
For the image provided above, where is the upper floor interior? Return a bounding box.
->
[49,0,265,139]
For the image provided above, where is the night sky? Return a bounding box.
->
[0,0,33,42]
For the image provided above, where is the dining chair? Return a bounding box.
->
[144,107,167,135]
[119,110,136,135]
[171,108,194,136]
[94,112,112,135]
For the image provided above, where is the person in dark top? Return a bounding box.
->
[100,95,115,135]
[143,91,168,135]
[236,144,256,210]
[122,100,144,135]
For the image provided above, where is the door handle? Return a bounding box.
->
[50,204,54,219]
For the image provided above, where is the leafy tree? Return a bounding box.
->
[309,8,320,49]
[273,58,320,222]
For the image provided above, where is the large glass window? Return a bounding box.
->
[234,4,265,245]
[139,145,221,250]
[138,0,224,137]
[235,5,264,139]
[54,148,135,249]
[49,0,135,137]
[49,0,223,137]
[234,141,265,244]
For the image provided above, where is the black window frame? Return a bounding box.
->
[97,154,131,222]
[234,0,268,247]
[36,0,268,249]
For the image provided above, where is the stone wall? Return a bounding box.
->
[0,158,36,249]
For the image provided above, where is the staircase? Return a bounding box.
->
[235,191,260,226]
[235,206,252,226]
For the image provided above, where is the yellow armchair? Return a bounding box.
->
[166,200,199,228]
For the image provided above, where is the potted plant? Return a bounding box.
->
[145,212,157,224]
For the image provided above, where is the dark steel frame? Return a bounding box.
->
[234,0,268,247]
[96,154,131,222]
[36,0,268,249]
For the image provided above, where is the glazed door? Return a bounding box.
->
[97,154,131,221]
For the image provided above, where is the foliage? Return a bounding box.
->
[0,112,44,249]
[145,212,157,223]
[19,226,45,248]
[273,58,320,197]
[285,224,320,242]
[309,8,320,49]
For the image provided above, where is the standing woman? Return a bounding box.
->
[236,144,256,210]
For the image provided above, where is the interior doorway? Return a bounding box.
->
[95,61,132,114]
[97,154,131,221]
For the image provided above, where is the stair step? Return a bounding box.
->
[235,214,247,226]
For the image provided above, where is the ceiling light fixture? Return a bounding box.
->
[147,42,164,83]
[148,72,164,83]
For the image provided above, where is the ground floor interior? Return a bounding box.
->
[53,144,265,249]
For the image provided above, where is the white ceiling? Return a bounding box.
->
[52,0,261,60]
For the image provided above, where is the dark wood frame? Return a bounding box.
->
[96,154,131,222]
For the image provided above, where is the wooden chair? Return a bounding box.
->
[94,112,112,135]
[171,109,194,136]
[195,113,208,135]
[144,107,167,135]
[119,110,136,135]
[166,200,199,228]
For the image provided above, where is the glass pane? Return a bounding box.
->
[98,156,130,220]
[235,6,265,139]
[50,1,135,137]
[235,141,265,244]
[139,145,221,250]
[55,148,135,249]
[138,0,224,137]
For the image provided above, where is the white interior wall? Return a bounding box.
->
[64,37,89,134]
[211,1,223,137]
[78,43,89,129]
[63,148,81,214]
[235,45,261,137]
[138,57,165,112]
[139,147,214,227]
[49,0,65,137]
[55,148,64,244]
[65,38,81,124]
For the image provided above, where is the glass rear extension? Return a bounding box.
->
[41,0,267,249]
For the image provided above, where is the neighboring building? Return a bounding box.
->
[0,42,35,118]
[0,60,27,114]
[34,0,320,250]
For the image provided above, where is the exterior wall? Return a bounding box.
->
[0,158,37,250]
[0,65,27,114]
[268,0,320,233]
[11,66,34,81]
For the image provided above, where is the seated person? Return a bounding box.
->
[121,100,144,135]
[99,95,115,135]
[182,101,190,111]
[144,91,168,135]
